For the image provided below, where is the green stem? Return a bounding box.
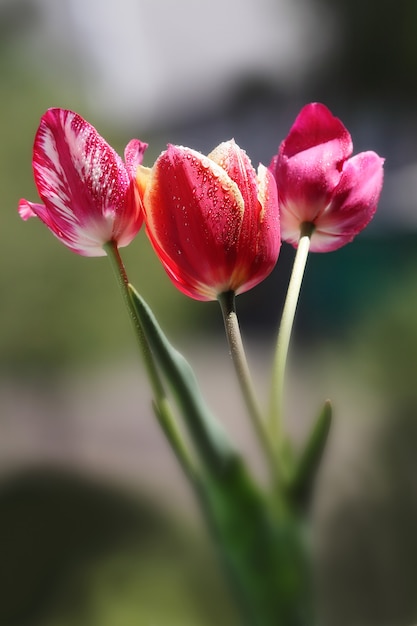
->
[104,241,196,480]
[269,223,313,447]
[218,290,278,478]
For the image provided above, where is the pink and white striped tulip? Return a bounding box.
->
[137,140,281,301]
[18,108,147,256]
[269,103,384,252]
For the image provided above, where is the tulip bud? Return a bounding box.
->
[19,108,147,256]
[269,103,384,252]
[137,140,281,301]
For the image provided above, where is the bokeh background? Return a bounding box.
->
[1,0,417,624]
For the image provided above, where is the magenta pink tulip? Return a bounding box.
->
[269,103,384,252]
[136,140,281,301]
[19,108,147,256]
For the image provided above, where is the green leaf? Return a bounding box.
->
[199,454,313,626]
[128,284,234,471]
[129,285,314,625]
[287,400,332,508]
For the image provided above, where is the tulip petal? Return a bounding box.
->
[233,165,281,293]
[136,165,152,202]
[124,139,148,178]
[18,199,41,221]
[209,140,259,220]
[208,142,281,293]
[253,166,281,277]
[275,103,353,223]
[143,145,248,300]
[310,151,384,252]
[281,103,352,160]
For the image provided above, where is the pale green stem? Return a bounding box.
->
[218,290,278,478]
[104,241,196,480]
[269,223,313,446]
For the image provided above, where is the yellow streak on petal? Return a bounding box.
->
[207,139,236,166]
[136,164,152,201]
[207,140,246,222]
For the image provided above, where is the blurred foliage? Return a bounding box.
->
[315,0,417,105]
[310,252,417,626]
[317,406,417,626]
[0,44,209,378]
[0,468,238,626]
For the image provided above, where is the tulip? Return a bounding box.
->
[18,108,147,256]
[269,102,384,252]
[137,140,281,301]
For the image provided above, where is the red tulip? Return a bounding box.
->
[137,140,281,301]
[269,103,384,252]
[18,108,147,256]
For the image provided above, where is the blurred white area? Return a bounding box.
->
[16,0,336,129]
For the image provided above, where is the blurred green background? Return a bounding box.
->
[1,0,417,624]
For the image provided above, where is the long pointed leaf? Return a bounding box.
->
[287,400,332,508]
[130,284,313,625]
[129,284,234,470]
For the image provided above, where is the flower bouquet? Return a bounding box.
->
[18,103,384,626]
